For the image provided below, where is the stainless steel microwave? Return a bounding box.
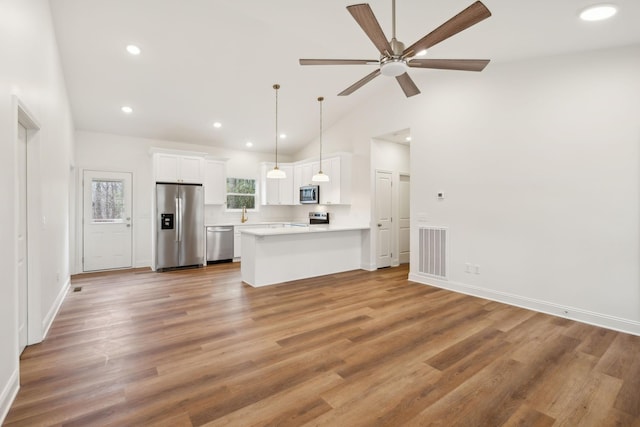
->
[300,185,320,204]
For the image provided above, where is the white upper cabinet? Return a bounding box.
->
[260,163,294,205]
[319,157,339,205]
[204,160,226,205]
[292,154,351,205]
[154,153,204,184]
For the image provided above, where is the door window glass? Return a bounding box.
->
[92,179,125,222]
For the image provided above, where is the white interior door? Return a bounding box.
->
[17,123,28,354]
[376,170,392,268]
[83,171,133,271]
[399,174,410,264]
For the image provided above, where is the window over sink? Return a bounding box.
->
[226,178,257,210]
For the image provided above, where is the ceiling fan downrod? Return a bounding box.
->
[381,0,407,76]
[389,0,404,55]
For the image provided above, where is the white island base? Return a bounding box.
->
[240,226,369,287]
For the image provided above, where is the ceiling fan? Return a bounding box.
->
[299,0,492,97]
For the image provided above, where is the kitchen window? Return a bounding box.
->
[226,178,256,210]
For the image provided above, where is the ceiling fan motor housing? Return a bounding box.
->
[380,38,408,77]
[380,57,408,76]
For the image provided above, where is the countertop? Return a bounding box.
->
[238,224,369,236]
[205,221,297,227]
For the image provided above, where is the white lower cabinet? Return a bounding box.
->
[233,224,264,258]
[234,224,287,259]
[234,229,242,259]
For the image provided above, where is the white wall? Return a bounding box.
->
[410,46,640,333]
[295,45,640,334]
[73,131,295,272]
[0,0,75,421]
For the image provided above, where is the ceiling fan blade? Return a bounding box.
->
[347,4,392,55]
[338,69,381,96]
[404,1,491,57]
[408,58,490,71]
[395,73,420,98]
[299,59,378,66]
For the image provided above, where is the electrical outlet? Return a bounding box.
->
[474,265,480,274]
[465,263,472,273]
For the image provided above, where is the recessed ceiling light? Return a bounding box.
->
[416,49,428,56]
[246,141,253,148]
[121,106,133,114]
[405,136,412,142]
[280,134,287,139]
[579,4,618,21]
[213,122,222,128]
[126,45,141,55]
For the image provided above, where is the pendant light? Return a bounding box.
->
[312,96,330,182]
[266,83,286,179]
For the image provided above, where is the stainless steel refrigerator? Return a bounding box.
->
[156,183,204,271]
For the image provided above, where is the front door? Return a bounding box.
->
[376,170,392,268]
[83,171,133,271]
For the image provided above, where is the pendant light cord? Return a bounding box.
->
[318,96,324,173]
[274,83,280,168]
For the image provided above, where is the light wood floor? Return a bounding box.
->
[5,263,640,426]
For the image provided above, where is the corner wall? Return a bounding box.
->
[297,45,640,334]
[0,0,75,421]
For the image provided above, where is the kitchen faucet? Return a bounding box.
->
[241,206,248,223]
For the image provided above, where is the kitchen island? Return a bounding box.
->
[239,225,370,287]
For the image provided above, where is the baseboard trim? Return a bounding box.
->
[408,272,640,336]
[41,277,69,341]
[360,262,377,272]
[135,259,151,268]
[0,368,19,425]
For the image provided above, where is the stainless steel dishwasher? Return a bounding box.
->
[206,226,234,263]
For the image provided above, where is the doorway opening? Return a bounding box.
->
[372,128,411,269]
[16,98,41,353]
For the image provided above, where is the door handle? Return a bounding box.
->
[175,198,180,242]
[178,198,183,242]
[377,223,382,227]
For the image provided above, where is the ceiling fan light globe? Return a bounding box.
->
[380,59,408,77]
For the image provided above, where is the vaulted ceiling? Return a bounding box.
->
[50,0,640,154]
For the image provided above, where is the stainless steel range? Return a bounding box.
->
[309,212,329,225]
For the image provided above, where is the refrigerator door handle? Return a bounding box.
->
[175,197,180,242]
[178,197,183,242]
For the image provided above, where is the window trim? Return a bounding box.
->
[225,177,259,212]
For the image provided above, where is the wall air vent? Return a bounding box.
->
[418,227,448,279]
